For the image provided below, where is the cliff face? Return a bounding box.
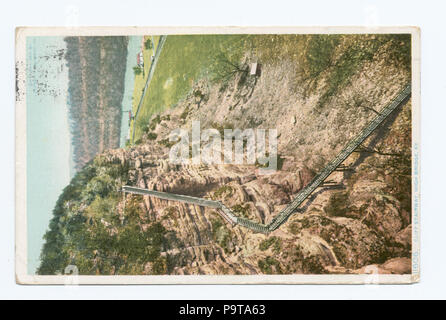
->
[39,34,412,275]
[102,37,411,274]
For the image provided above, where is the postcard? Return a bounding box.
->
[15,26,420,284]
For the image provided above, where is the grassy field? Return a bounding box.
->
[130,36,160,137]
[129,34,411,143]
[131,34,250,142]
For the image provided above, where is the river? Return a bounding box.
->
[119,36,143,147]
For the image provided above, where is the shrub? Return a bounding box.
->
[146,132,158,140]
[144,38,153,50]
[133,66,142,75]
[258,256,282,274]
[259,236,282,253]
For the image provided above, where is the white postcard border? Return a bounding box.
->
[15,26,421,285]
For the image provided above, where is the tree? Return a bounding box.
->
[144,38,153,50]
[211,52,247,83]
[133,66,142,76]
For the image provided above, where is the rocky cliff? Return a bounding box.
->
[39,34,412,275]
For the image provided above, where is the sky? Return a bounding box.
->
[26,36,71,274]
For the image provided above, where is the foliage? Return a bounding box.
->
[210,52,247,84]
[287,222,300,235]
[158,138,175,148]
[309,34,411,109]
[148,114,161,131]
[306,35,340,79]
[146,132,158,140]
[144,38,153,50]
[133,66,143,75]
[64,36,128,171]
[248,34,411,109]
[259,236,282,253]
[37,156,169,275]
[231,204,250,218]
[211,216,233,254]
[258,256,282,274]
[212,185,233,200]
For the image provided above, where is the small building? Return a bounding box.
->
[250,62,261,76]
[136,51,144,68]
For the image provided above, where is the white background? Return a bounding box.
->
[1,0,445,299]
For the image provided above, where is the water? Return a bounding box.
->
[120,36,143,147]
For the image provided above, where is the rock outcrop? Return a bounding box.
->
[40,35,411,276]
[101,43,412,274]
